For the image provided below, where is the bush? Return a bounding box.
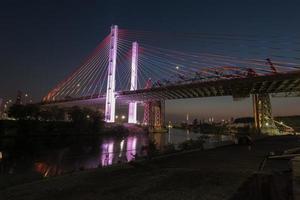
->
[163,143,176,153]
[147,139,159,158]
[178,138,204,151]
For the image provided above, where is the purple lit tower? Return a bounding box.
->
[105,25,118,122]
[128,42,139,124]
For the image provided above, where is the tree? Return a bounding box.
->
[68,106,104,133]
[39,109,53,121]
[69,106,86,123]
[50,106,65,121]
[25,104,40,120]
[8,104,27,120]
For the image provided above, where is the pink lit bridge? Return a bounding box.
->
[42,25,300,134]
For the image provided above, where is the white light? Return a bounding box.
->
[115,115,119,119]
[25,94,28,97]
[77,84,80,87]
[86,115,90,119]
[265,122,269,126]
[176,66,179,70]
[105,25,118,123]
[128,42,138,124]
[121,115,126,119]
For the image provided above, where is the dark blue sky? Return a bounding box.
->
[0,0,299,120]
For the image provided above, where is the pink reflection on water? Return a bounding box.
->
[126,136,137,162]
[101,141,114,166]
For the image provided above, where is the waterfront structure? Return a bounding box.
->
[42,25,300,135]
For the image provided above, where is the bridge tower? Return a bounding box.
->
[252,94,279,135]
[143,79,152,125]
[105,25,118,122]
[128,42,139,123]
[151,100,165,129]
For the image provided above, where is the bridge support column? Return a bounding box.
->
[128,42,138,124]
[252,94,279,135]
[143,100,165,131]
[105,25,118,123]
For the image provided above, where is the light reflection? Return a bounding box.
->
[186,129,190,140]
[34,162,62,177]
[101,141,114,166]
[126,136,137,161]
[119,139,124,157]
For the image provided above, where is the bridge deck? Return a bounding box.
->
[118,71,300,101]
[42,71,300,105]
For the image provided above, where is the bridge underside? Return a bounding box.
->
[117,72,300,102]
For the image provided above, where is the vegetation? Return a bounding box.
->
[3,104,104,136]
[178,138,204,150]
[163,143,176,153]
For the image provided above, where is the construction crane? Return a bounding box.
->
[266,58,277,74]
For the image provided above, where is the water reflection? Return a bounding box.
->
[101,140,114,167]
[0,128,233,178]
[126,136,137,162]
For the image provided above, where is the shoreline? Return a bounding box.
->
[1,135,299,200]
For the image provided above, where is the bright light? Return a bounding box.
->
[176,66,179,70]
[121,115,126,119]
[265,122,269,126]
[280,121,283,125]
[115,115,119,119]
[86,115,90,119]
[77,84,80,87]
[25,94,28,97]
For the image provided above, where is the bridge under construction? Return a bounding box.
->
[42,25,300,135]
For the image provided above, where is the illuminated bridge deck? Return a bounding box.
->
[42,71,300,105]
[117,71,300,101]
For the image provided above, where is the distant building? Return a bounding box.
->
[227,117,255,134]
[0,98,3,119]
[15,90,23,105]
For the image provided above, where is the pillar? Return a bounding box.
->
[128,42,139,123]
[252,94,279,135]
[105,25,118,122]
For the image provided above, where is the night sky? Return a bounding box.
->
[0,0,299,121]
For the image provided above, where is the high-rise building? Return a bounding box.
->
[0,98,3,119]
[15,90,22,105]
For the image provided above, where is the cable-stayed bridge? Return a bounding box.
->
[42,25,300,134]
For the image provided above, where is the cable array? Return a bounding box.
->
[43,28,300,102]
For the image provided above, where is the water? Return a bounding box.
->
[0,128,234,179]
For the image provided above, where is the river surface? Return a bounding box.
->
[0,128,234,178]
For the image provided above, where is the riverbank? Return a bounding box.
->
[1,135,299,200]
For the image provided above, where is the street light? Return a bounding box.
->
[121,115,126,120]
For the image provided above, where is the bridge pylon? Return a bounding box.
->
[105,25,118,123]
[252,94,279,135]
[128,42,139,123]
